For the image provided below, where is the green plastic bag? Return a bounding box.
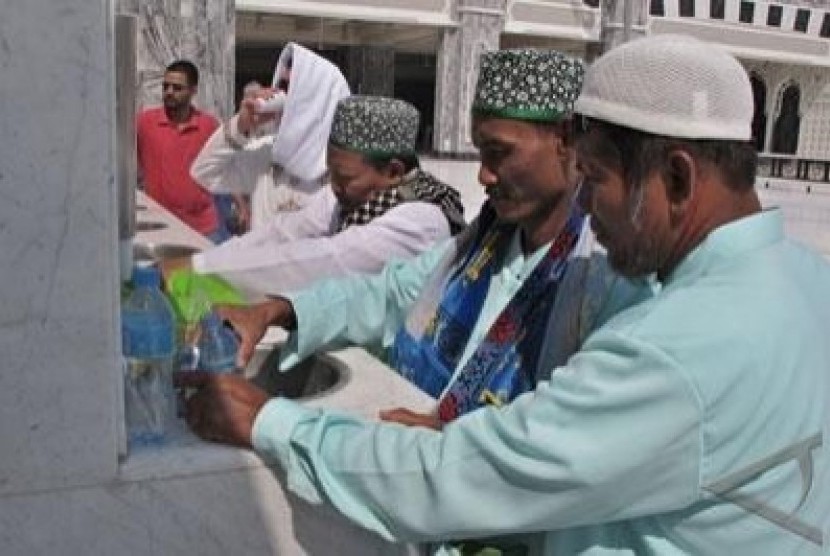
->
[166,269,246,326]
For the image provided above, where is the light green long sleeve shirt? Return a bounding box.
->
[256,210,828,553]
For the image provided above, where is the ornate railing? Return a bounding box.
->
[758,154,830,190]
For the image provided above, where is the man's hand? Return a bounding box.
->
[215,298,296,368]
[174,371,270,449]
[379,407,443,430]
[232,194,251,234]
[237,87,279,136]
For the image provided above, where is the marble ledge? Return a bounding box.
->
[135,191,215,251]
[120,344,436,484]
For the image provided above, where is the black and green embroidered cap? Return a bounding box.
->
[472,49,584,122]
[329,95,420,157]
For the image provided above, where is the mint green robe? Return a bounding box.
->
[255,211,827,554]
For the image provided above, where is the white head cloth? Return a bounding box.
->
[271,43,351,181]
[575,34,753,140]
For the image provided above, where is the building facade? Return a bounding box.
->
[121,1,830,170]
[233,0,830,164]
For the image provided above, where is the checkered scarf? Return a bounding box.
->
[337,169,465,234]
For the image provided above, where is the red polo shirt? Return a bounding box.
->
[137,106,220,235]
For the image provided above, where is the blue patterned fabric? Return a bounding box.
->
[391,202,585,421]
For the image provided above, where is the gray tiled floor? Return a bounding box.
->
[422,158,830,260]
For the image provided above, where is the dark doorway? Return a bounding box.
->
[750,73,767,152]
[393,53,437,153]
[771,82,801,154]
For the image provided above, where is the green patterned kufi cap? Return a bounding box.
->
[473,49,584,122]
[329,95,420,156]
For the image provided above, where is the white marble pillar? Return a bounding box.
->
[117,0,235,119]
[0,0,120,495]
[434,0,506,156]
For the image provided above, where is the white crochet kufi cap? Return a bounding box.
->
[575,34,753,140]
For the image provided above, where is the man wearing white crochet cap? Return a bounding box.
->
[568,34,828,553]
[177,36,828,554]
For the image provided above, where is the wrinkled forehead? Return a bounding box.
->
[471,113,561,146]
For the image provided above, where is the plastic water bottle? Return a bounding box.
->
[121,265,176,447]
[174,310,239,417]
[197,310,239,373]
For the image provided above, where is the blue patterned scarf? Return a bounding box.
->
[391,202,585,422]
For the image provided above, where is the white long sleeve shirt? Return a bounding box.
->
[192,43,350,227]
[192,186,452,299]
[190,116,323,230]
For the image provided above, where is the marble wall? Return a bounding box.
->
[0,460,416,556]
[0,0,121,495]
[434,0,507,155]
[117,0,235,120]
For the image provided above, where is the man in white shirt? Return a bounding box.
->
[192,42,350,227]
[166,95,465,299]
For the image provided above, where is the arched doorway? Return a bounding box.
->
[750,73,767,152]
[772,82,801,154]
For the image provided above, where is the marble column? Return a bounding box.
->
[597,0,647,55]
[117,0,235,120]
[344,46,396,97]
[434,0,506,156]
[0,0,120,495]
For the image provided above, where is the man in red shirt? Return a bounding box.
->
[137,59,223,239]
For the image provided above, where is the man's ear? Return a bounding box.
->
[557,119,575,148]
[384,159,407,182]
[552,122,576,178]
[664,149,696,215]
[543,120,572,154]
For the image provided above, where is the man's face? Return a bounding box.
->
[472,115,575,231]
[575,130,672,278]
[276,65,291,93]
[162,70,195,110]
[327,145,397,211]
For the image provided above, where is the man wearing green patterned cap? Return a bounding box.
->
[176,49,650,552]
[163,94,464,299]
[327,95,464,232]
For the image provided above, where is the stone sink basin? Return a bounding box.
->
[242,346,349,400]
[136,221,168,232]
[134,242,200,264]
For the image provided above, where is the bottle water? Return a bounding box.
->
[121,265,176,447]
[197,310,239,374]
[174,310,239,417]
[254,90,287,114]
